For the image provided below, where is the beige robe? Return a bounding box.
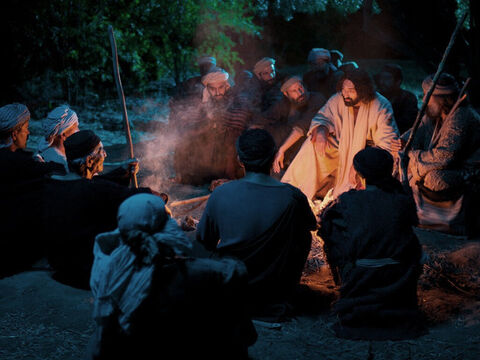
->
[282,92,399,199]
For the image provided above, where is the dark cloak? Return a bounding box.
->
[196,179,316,311]
[41,176,151,288]
[319,186,426,340]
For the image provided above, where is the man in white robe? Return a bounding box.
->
[282,68,402,201]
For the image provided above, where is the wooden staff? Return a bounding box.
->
[169,194,210,208]
[399,11,468,186]
[108,25,138,188]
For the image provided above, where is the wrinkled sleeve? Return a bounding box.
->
[410,112,466,178]
[309,95,338,135]
[371,98,399,152]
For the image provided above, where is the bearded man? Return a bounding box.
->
[249,57,285,112]
[404,73,480,236]
[251,76,326,175]
[282,68,401,201]
[303,48,343,100]
[174,67,246,184]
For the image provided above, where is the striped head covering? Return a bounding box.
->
[281,76,302,93]
[38,105,79,152]
[0,103,30,133]
[307,48,331,64]
[253,57,275,78]
[422,73,459,96]
[201,68,230,103]
[0,103,30,148]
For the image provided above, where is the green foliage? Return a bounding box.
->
[4,0,261,104]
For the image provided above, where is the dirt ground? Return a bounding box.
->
[1,183,480,360]
[2,95,479,359]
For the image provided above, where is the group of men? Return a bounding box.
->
[1,45,479,356]
[170,48,479,237]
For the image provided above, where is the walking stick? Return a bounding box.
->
[399,11,468,187]
[108,25,138,188]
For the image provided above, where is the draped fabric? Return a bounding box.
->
[282,93,399,200]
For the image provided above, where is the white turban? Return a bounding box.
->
[38,105,79,151]
[0,103,30,148]
[253,57,275,78]
[308,48,331,64]
[422,74,459,96]
[281,76,302,93]
[201,68,230,103]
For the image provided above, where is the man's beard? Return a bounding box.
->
[426,106,441,119]
[343,96,360,107]
[292,93,308,106]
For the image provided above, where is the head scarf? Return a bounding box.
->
[38,105,79,152]
[280,76,302,93]
[197,56,216,66]
[307,48,331,64]
[422,74,459,96]
[253,57,275,78]
[90,193,192,332]
[0,103,30,148]
[201,68,230,103]
[64,129,100,161]
[236,128,276,170]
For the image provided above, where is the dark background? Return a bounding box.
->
[0,0,478,117]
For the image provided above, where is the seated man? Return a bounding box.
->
[42,130,153,288]
[174,67,246,184]
[250,76,326,175]
[196,129,316,319]
[319,147,425,340]
[282,68,401,201]
[0,103,65,277]
[168,56,216,134]
[303,48,343,100]
[87,194,256,359]
[36,104,79,171]
[249,57,285,112]
[405,73,480,236]
[375,63,418,134]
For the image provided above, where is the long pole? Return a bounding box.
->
[108,25,138,188]
[399,12,468,186]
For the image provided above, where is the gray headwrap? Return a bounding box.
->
[90,193,192,332]
[422,74,459,96]
[307,48,331,64]
[281,76,302,93]
[0,103,30,148]
[253,57,275,78]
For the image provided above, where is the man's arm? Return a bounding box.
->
[196,198,220,251]
[409,110,466,179]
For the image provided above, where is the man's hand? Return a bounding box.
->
[125,158,139,176]
[390,137,404,152]
[311,126,328,156]
[273,150,285,173]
